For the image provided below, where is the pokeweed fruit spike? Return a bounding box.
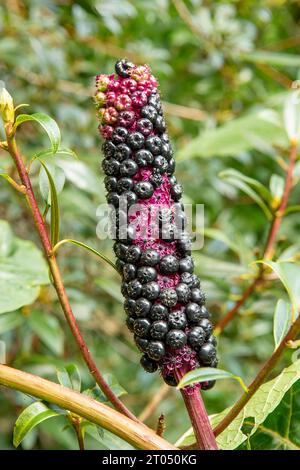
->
[95,60,218,450]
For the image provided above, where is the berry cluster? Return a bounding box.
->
[95,59,218,390]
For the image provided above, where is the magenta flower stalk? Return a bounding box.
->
[94,60,218,450]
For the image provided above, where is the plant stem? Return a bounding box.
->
[71,416,85,450]
[174,369,218,450]
[5,126,137,422]
[214,307,300,436]
[0,365,177,450]
[215,142,298,334]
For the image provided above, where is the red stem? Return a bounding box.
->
[5,126,137,422]
[175,368,218,450]
[215,142,298,333]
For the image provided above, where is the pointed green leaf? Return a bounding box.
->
[220,168,272,203]
[28,310,64,356]
[38,160,60,246]
[15,113,61,153]
[239,50,300,67]
[273,299,292,350]
[177,367,248,392]
[56,364,81,392]
[13,401,59,448]
[0,311,24,334]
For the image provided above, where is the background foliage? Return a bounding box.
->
[0,0,300,450]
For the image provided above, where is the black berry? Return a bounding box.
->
[124,245,141,263]
[102,141,116,158]
[190,288,205,305]
[140,249,160,266]
[120,159,138,177]
[153,155,168,173]
[115,59,134,78]
[197,343,217,365]
[112,126,128,145]
[127,132,145,150]
[124,298,136,315]
[175,283,191,304]
[185,302,202,323]
[104,176,118,192]
[127,279,143,299]
[102,158,120,176]
[159,255,179,274]
[188,326,206,349]
[134,297,152,317]
[198,318,213,336]
[140,105,158,122]
[133,318,151,337]
[137,266,157,283]
[140,354,158,372]
[163,375,177,387]
[179,256,194,273]
[136,118,153,136]
[145,136,162,155]
[147,341,165,361]
[123,263,137,282]
[142,282,161,301]
[135,149,153,167]
[115,144,132,161]
[135,336,149,353]
[168,309,187,329]
[134,181,154,199]
[160,288,178,307]
[166,329,187,349]
[150,320,168,340]
[117,177,134,193]
[150,303,168,321]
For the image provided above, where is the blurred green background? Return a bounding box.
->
[0,0,300,449]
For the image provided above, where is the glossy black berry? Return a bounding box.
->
[149,169,163,188]
[207,335,217,346]
[154,115,166,133]
[177,234,192,255]
[190,288,206,305]
[122,190,138,207]
[134,149,153,167]
[135,336,149,353]
[136,118,153,136]
[118,110,135,128]
[166,329,187,349]
[117,177,133,193]
[115,59,134,78]
[161,142,173,160]
[125,245,141,264]
[140,249,160,267]
[150,320,168,340]
[113,242,128,260]
[163,375,177,387]
[112,126,128,145]
[153,155,168,173]
[124,245,141,263]
[149,303,168,321]
[133,318,151,337]
[104,176,118,192]
[140,105,158,122]
[124,298,136,315]
[185,302,202,323]
[201,380,216,391]
[115,258,125,274]
[123,263,136,282]
[171,183,183,201]
[188,326,206,349]
[140,354,158,372]
[175,283,191,304]
[198,318,213,336]
[198,343,217,365]
[168,309,187,329]
[127,279,143,299]
[126,316,135,332]
[179,256,194,273]
[167,158,176,175]
[145,136,162,155]
[102,158,120,176]
[134,297,152,317]
[120,159,138,177]
[160,225,176,243]
[199,306,210,319]
[181,272,200,288]
[134,181,154,199]
[127,132,145,150]
[102,141,116,158]
[147,341,165,361]
[159,255,179,275]
[142,281,161,301]
[148,92,161,110]
[160,288,178,307]
[137,266,157,284]
[115,144,132,161]
[107,192,119,207]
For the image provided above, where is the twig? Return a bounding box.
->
[214,306,300,436]
[4,123,137,422]
[0,364,177,450]
[215,142,298,333]
[138,384,170,422]
[174,369,218,450]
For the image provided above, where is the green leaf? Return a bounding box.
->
[56,364,81,392]
[204,228,242,259]
[39,162,65,202]
[219,170,273,220]
[57,159,102,196]
[257,260,300,312]
[13,401,59,448]
[239,380,300,450]
[0,220,49,314]
[176,359,300,450]
[35,147,78,160]
[15,113,61,154]
[220,169,272,203]
[269,174,284,206]
[38,161,60,246]
[84,374,127,402]
[28,310,64,356]
[53,239,117,272]
[273,299,292,350]
[0,311,24,334]
[178,108,287,160]
[239,50,300,67]
[177,367,248,393]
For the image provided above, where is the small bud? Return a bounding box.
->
[283,85,300,144]
[0,83,14,124]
